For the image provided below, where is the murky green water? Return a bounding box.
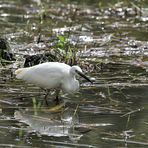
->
[0,0,148,147]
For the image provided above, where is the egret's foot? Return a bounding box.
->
[44,91,50,106]
[44,99,49,106]
[54,98,59,105]
[54,96,62,105]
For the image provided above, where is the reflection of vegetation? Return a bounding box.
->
[32,97,42,116]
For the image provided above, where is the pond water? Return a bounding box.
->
[0,0,148,147]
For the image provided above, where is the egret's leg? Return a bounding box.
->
[55,89,60,104]
[44,90,50,105]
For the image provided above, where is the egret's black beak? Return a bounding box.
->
[76,70,93,84]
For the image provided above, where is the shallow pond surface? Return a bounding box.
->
[0,0,148,147]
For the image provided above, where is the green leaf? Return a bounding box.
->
[58,35,65,43]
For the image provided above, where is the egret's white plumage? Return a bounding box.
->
[15,62,92,102]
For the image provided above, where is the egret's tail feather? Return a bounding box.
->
[15,69,23,75]
[15,68,27,79]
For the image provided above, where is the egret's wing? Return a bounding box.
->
[17,63,69,89]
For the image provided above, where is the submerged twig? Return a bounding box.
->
[0,144,30,148]
[42,139,97,148]
[121,107,144,129]
[102,137,148,146]
[107,86,119,104]
[120,107,144,117]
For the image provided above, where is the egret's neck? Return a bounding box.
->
[62,75,79,93]
[69,71,76,77]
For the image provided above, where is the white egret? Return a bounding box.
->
[15,62,92,104]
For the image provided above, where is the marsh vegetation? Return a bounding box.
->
[0,0,148,147]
